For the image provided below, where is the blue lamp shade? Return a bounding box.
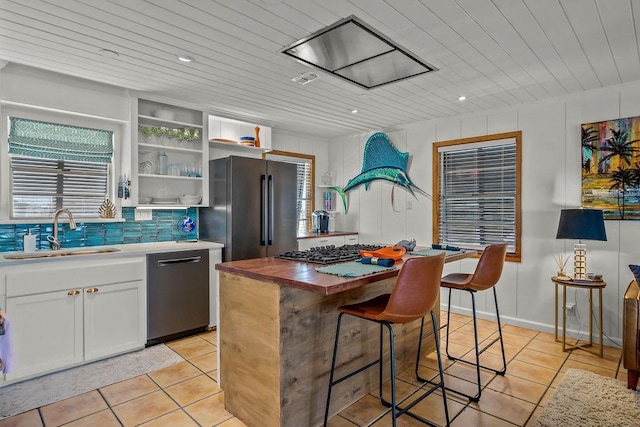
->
[556,208,607,241]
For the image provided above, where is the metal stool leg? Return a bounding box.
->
[328,314,448,426]
[445,289,453,358]
[442,288,507,402]
[324,312,344,426]
[385,322,398,427]
[432,310,451,427]
[493,287,507,374]
[325,316,385,426]
[415,312,451,426]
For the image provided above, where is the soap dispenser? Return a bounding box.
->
[24,229,36,253]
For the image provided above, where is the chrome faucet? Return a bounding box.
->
[49,209,77,250]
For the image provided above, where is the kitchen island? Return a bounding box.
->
[215,251,473,427]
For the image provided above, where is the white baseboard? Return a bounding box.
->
[441,304,622,348]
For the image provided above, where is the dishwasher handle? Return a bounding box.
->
[157,256,202,266]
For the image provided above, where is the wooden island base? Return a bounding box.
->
[219,271,439,427]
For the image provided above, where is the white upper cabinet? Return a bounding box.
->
[208,115,271,159]
[127,98,209,207]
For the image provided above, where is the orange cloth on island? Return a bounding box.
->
[359,245,406,260]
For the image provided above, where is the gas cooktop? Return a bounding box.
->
[276,244,385,265]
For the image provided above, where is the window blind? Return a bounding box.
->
[438,142,516,252]
[9,117,113,163]
[11,156,108,218]
[296,161,313,233]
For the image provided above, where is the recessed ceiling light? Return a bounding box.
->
[178,55,194,63]
[458,95,467,101]
[350,109,359,114]
[99,49,119,58]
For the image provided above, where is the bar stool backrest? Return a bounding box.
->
[468,244,508,291]
[377,253,446,324]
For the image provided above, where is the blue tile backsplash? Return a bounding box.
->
[0,207,198,252]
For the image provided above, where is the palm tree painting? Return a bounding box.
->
[582,116,640,219]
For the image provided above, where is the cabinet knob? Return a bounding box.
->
[67,290,80,296]
[86,287,99,293]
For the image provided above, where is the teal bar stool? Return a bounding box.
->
[324,253,449,427]
[437,243,508,402]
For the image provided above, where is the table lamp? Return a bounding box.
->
[555,208,607,279]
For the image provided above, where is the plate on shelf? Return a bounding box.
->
[139,197,152,204]
[210,138,237,145]
[151,197,178,204]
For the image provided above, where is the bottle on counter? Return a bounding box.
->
[24,228,37,252]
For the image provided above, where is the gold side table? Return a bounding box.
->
[552,276,606,357]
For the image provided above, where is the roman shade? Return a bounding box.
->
[9,117,113,163]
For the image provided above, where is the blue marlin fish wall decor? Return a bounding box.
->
[332,132,430,213]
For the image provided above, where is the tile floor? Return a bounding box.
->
[0,312,626,426]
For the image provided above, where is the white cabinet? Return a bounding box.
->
[209,248,222,328]
[128,98,209,207]
[84,280,145,362]
[208,114,272,159]
[3,258,146,382]
[0,288,4,386]
[6,290,83,379]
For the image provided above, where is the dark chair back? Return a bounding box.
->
[469,243,508,291]
[378,253,446,323]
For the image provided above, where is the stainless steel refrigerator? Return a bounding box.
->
[200,156,298,261]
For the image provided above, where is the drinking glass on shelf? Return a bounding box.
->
[138,151,153,174]
[157,152,168,175]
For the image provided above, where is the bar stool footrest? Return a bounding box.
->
[380,382,444,427]
[445,353,506,375]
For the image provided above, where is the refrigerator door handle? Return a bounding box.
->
[260,174,267,246]
[268,175,274,245]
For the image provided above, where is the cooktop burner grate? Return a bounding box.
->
[276,244,385,265]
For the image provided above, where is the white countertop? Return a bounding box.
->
[0,241,224,267]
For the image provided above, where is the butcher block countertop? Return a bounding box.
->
[214,250,475,296]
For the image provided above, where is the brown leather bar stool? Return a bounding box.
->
[437,243,508,402]
[324,253,449,427]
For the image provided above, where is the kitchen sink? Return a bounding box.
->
[3,247,121,260]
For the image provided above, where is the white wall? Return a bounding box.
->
[328,81,640,344]
[0,63,130,121]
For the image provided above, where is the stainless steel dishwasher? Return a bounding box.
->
[146,249,209,345]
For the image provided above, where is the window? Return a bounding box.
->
[7,116,113,219]
[264,150,315,233]
[433,131,521,262]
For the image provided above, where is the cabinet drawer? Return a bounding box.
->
[344,235,359,245]
[298,235,345,251]
[6,258,145,297]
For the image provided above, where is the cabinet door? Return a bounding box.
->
[209,249,222,328]
[84,280,145,362]
[5,290,83,381]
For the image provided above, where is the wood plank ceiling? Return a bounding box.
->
[0,0,638,138]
